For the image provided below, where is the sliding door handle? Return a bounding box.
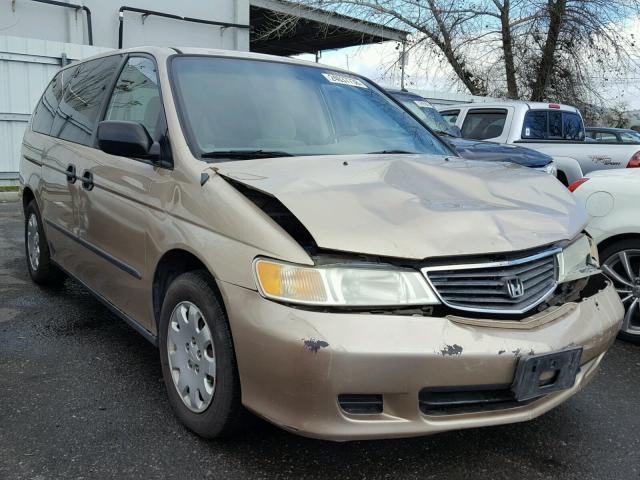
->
[81,170,94,191]
[65,164,77,183]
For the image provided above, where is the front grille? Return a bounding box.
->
[423,249,559,314]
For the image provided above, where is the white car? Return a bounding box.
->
[440,102,640,186]
[571,170,640,343]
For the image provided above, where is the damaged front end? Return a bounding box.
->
[209,155,622,441]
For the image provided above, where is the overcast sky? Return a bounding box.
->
[297,16,640,111]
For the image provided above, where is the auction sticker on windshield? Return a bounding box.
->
[415,100,434,108]
[322,72,368,89]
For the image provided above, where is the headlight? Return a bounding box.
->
[254,258,440,307]
[543,162,558,176]
[557,234,600,283]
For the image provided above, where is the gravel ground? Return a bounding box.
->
[1,201,639,480]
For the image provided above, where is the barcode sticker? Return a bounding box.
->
[322,73,368,89]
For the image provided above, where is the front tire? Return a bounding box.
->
[24,200,66,286]
[600,239,640,344]
[159,270,246,438]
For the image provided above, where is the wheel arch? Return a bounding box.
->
[152,248,224,331]
[598,233,640,257]
[22,186,36,215]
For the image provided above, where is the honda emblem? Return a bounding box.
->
[505,277,525,298]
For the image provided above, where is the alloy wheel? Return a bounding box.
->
[27,213,41,271]
[167,301,216,413]
[602,249,640,337]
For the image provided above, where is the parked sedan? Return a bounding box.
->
[388,89,557,175]
[586,127,640,146]
[570,170,640,343]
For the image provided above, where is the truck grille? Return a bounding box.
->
[423,248,559,314]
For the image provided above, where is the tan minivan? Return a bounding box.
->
[19,47,623,441]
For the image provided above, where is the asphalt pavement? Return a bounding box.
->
[1,201,639,480]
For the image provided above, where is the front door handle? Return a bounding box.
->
[81,170,94,191]
[65,164,76,183]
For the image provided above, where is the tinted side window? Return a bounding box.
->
[32,71,66,135]
[51,56,122,146]
[523,111,547,138]
[440,110,459,126]
[563,112,584,140]
[461,109,507,140]
[548,111,562,138]
[523,110,585,140]
[105,57,164,140]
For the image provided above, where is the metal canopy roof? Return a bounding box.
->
[250,0,408,56]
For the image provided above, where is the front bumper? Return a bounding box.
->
[220,277,623,441]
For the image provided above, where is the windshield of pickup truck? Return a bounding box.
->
[392,93,455,136]
[170,57,451,160]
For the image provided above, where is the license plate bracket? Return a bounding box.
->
[511,347,583,401]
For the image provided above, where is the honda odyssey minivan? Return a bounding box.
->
[19,47,623,441]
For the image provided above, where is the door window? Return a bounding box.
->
[595,132,618,142]
[105,57,164,140]
[51,56,122,146]
[440,110,460,127]
[461,109,507,140]
[619,131,640,143]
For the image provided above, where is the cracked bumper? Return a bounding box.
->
[220,278,623,441]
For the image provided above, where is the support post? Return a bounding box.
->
[400,40,407,90]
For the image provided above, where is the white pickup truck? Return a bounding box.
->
[439,101,640,185]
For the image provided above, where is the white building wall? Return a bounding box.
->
[0,36,112,182]
[0,0,250,182]
[0,0,250,50]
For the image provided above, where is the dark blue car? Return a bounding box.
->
[388,89,556,175]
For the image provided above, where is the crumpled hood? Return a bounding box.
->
[216,154,587,260]
[447,137,553,168]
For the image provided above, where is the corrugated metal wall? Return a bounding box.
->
[0,35,111,183]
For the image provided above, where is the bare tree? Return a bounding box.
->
[259,0,639,105]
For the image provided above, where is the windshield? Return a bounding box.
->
[393,93,454,135]
[170,57,451,160]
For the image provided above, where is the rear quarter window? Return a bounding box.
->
[50,55,122,146]
[31,72,65,135]
[461,109,507,140]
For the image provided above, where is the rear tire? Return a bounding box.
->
[159,270,247,438]
[600,239,640,345]
[24,200,66,286]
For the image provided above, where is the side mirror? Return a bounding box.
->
[450,125,462,137]
[97,121,156,158]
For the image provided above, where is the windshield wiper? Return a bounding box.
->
[200,150,295,160]
[433,129,455,137]
[367,149,419,154]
